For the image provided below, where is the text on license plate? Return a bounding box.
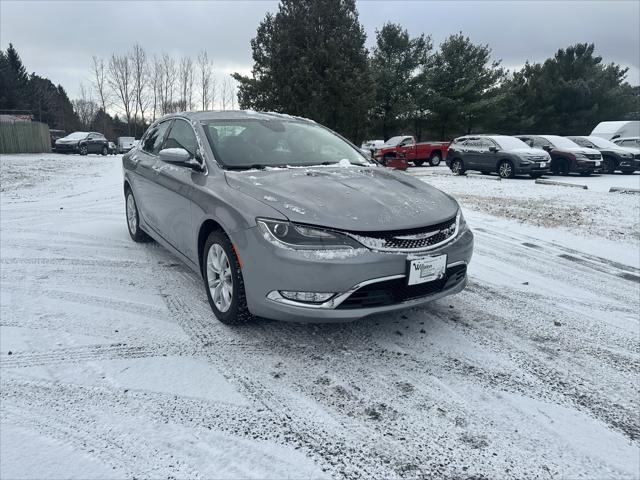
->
[407,255,447,285]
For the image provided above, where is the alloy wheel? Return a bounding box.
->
[126,193,137,234]
[499,162,513,178]
[207,243,233,313]
[452,160,462,174]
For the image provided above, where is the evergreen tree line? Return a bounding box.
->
[1,0,638,144]
[234,0,639,143]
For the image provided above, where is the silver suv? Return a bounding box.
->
[446,135,551,178]
[122,111,474,324]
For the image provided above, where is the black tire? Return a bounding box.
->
[79,144,88,156]
[413,159,425,167]
[429,153,441,166]
[602,157,616,174]
[530,173,543,179]
[480,171,491,175]
[125,188,151,243]
[202,230,253,325]
[580,170,593,177]
[101,145,108,156]
[498,160,515,179]
[552,159,569,176]
[620,169,635,175]
[450,158,465,175]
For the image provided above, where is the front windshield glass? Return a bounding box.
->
[493,136,530,150]
[384,136,405,146]
[65,132,88,140]
[543,135,580,149]
[202,119,371,169]
[586,137,619,149]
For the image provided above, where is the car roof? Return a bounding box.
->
[159,110,316,124]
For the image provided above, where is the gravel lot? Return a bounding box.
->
[1,154,638,479]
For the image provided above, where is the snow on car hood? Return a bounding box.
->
[509,147,548,156]
[561,146,601,155]
[225,166,459,232]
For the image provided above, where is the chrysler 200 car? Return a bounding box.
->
[122,111,474,324]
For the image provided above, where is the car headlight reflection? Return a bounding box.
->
[257,218,362,250]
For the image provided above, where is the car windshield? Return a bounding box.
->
[65,132,88,140]
[492,136,530,150]
[384,136,405,146]
[202,119,371,169]
[586,137,620,149]
[543,135,580,149]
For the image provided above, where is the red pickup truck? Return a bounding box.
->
[374,136,450,167]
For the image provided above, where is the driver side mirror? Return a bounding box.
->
[542,145,552,152]
[159,148,204,171]
[488,146,499,153]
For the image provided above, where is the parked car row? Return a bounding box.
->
[444,133,639,178]
[54,131,137,155]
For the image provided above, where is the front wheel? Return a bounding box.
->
[101,146,108,156]
[79,144,88,155]
[429,153,441,166]
[125,189,151,242]
[602,157,616,174]
[498,161,515,179]
[450,158,465,175]
[203,231,253,325]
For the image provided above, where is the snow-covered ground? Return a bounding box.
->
[1,154,639,479]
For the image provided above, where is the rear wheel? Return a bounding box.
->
[498,160,515,179]
[428,153,441,166]
[413,159,425,167]
[125,189,151,242]
[202,231,253,325]
[101,145,108,156]
[450,158,465,175]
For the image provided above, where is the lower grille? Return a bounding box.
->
[337,264,466,309]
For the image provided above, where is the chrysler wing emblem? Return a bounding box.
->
[394,230,441,241]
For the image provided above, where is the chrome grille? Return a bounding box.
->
[348,216,458,252]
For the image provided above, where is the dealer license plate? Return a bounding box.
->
[407,255,447,285]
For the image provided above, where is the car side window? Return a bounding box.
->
[142,121,171,155]
[163,119,199,158]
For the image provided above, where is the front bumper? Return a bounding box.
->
[619,158,640,171]
[235,225,474,322]
[574,159,602,173]
[55,143,79,153]
[515,161,550,174]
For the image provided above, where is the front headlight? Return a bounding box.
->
[257,218,362,250]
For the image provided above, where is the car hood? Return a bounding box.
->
[225,166,459,232]
[509,147,548,156]
[619,146,640,155]
[558,146,601,155]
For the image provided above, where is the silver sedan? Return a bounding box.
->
[122,111,474,324]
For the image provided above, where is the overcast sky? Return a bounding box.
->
[1,0,638,103]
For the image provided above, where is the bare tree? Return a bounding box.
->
[178,56,194,111]
[131,44,149,135]
[221,77,228,111]
[108,53,135,133]
[229,77,237,110]
[161,53,176,114]
[72,82,98,129]
[197,50,212,111]
[149,54,163,122]
[210,76,217,110]
[90,56,109,133]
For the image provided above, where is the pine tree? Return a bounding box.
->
[370,23,431,140]
[233,0,373,142]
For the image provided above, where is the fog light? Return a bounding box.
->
[279,291,335,303]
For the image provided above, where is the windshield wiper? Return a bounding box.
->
[225,164,267,171]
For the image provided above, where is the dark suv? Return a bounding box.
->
[567,136,639,174]
[516,135,602,176]
[54,131,109,155]
[446,135,551,178]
